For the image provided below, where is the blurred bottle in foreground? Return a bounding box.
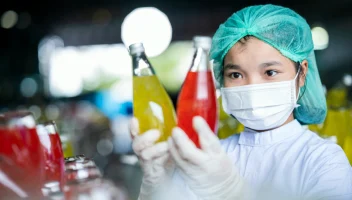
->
[64,155,128,200]
[0,112,45,199]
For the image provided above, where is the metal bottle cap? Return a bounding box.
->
[193,36,212,50]
[129,43,145,55]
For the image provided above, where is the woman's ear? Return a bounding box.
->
[299,60,308,87]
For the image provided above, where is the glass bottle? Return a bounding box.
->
[177,36,218,148]
[130,43,177,142]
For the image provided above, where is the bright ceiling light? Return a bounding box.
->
[343,74,352,87]
[121,7,172,57]
[311,26,329,50]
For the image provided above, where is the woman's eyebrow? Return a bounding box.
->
[224,63,241,70]
[259,61,283,68]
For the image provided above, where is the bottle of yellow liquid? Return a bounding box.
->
[343,131,352,165]
[129,43,177,142]
[320,87,349,146]
[60,134,74,158]
[217,96,244,139]
[343,100,352,165]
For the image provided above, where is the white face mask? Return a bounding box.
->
[221,71,300,131]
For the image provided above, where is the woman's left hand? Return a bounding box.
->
[168,116,245,200]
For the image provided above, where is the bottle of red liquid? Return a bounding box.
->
[177,36,218,148]
[0,111,45,199]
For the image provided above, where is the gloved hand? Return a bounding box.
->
[130,117,175,200]
[168,116,245,200]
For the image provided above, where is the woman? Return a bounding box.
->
[131,4,352,200]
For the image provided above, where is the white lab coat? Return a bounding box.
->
[170,120,352,200]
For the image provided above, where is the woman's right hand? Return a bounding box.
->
[130,117,175,200]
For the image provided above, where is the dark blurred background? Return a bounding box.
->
[1,0,352,199]
[1,0,352,105]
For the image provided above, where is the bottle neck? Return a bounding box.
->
[132,52,156,77]
[190,48,211,72]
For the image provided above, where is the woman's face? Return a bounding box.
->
[223,37,307,88]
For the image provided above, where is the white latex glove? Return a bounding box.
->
[168,116,245,200]
[130,117,175,200]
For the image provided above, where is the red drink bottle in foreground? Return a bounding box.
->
[177,36,218,148]
[0,112,45,199]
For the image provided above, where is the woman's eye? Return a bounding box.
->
[230,72,243,79]
[266,70,278,77]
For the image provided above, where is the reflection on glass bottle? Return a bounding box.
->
[130,43,177,142]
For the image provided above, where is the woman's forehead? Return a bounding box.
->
[224,37,292,67]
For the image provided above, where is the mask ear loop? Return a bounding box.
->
[294,65,301,80]
[295,64,301,101]
[296,62,308,102]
